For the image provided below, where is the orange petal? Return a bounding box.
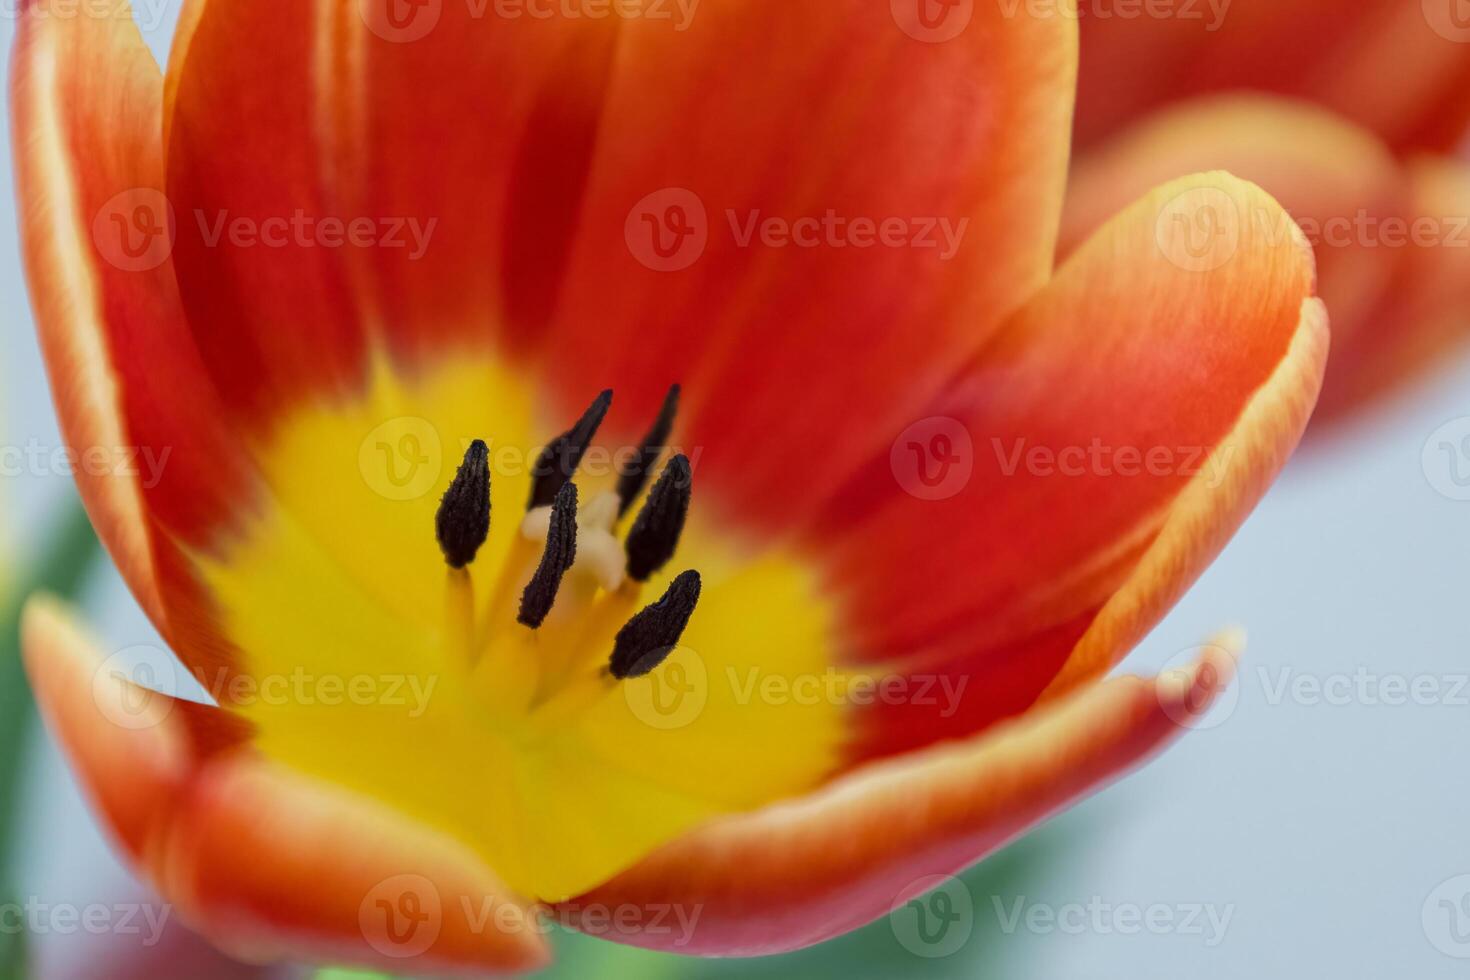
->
[1315,155,1470,423]
[815,172,1325,759]
[164,0,1079,533]
[1075,0,1470,155]
[13,0,164,625]
[1042,299,1326,699]
[545,0,1078,530]
[163,0,620,423]
[11,0,262,673]
[22,598,550,976]
[1063,94,1404,350]
[565,644,1236,956]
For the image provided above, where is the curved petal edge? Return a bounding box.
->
[21,597,551,977]
[564,644,1236,956]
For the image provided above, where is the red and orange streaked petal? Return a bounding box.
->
[163,0,621,422]
[565,643,1236,956]
[816,172,1324,759]
[547,0,1080,531]
[1062,94,1402,414]
[1315,155,1470,424]
[164,0,1081,534]
[11,0,262,676]
[22,597,550,977]
[1075,0,1470,156]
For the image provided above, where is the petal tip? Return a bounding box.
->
[1155,640,1239,729]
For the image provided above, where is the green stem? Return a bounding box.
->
[0,500,102,860]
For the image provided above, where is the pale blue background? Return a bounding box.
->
[3,3,1469,977]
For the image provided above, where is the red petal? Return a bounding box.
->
[164,0,621,424]
[1076,0,1470,155]
[815,172,1325,759]
[162,1,1078,533]
[545,1,1078,528]
[1316,155,1470,423]
[12,0,262,677]
[567,644,1236,956]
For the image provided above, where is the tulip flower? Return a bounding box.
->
[1068,0,1470,424]
[13,0,1326,974]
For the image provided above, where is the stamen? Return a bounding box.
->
[616,384,680,517]
[436,439,491,568]
[625,455,692,582]
[609,570,702,679]
[528,389,613,509]
[518,482,579,629]
[445,566,475,665]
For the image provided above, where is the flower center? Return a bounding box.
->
[432,387,704,731]
[193,354,849,902]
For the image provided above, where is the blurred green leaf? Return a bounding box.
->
[310,970,391,980]
[0,500,102,862]
[0,910,26,980]
[536,925,685,980]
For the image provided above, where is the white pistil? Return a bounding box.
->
[520,490,627,593]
